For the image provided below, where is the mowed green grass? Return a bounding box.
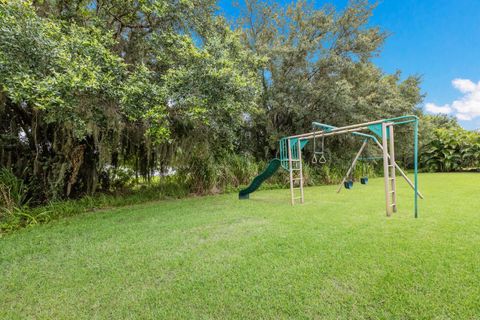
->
[1,173,479,319]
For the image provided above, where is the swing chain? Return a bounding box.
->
[312,129,327,164]
[318,135,327,163]
[362,142,368,176]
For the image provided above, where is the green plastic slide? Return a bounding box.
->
[239,159,281,199]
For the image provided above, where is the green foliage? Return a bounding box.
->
[0,0,260,202]
[120,64,170,141]
[238,0,422,160]
[0,167,29,211]
[107,166,136,191]
[422,128,480,172]
[1,0,432,229]
[216,154,261,190]
[0,175,190,233]
[419,114,461,148]
[1,154,380,233]
[177,153,261,194]
[0,167,34,233]
[0,1,124,137]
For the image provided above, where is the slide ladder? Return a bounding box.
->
[239,137,308,201]
[382,122,397,215]
[281,138,308,204]
[288,148,304,205]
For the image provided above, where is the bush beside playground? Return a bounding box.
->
[0,154,384,234]
[2,121,480,234]
[2,124,479,234]
[422,128,480,172]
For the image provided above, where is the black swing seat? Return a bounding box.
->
[361,177,368,185]
[344,180,353,189]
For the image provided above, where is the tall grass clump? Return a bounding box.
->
[0,168,29,211]
[0,174,191,235]
[178,154,263,194]
[0,168,34,233]
[0,155,385,235]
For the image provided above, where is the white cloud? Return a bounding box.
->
[452,79,477,93]
[425,103,452,114]
[425,78,480,121]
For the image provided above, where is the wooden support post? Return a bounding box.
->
[389,125,397,212]
[382,123,391,217]
[297,139,304,204]
[287,138,294,205]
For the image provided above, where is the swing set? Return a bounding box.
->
[337,137,377,190]
[239,115,423,218]
[311,121,373,189]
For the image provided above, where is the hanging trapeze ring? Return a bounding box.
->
[317,134,327,164]
[312,128,328,164]
[318,153,327,164]
[312,129,318,164]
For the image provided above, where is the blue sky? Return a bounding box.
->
[219,0,480,129]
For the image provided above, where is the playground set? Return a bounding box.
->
[239,115,423,218]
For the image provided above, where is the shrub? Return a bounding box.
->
[178,155,217,194]
[0,154,384,235]
[422,128,480,172]
[0,168,29,211]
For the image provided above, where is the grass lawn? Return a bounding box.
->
[1,173,479,319]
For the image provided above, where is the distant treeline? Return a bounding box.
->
[0,0,475,211]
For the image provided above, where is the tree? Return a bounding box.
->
[0,0,260,201]
[1,0,427,205]
[237,0,422,163]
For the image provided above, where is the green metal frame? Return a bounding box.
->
[279,138,308,170]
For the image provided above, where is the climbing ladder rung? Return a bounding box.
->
[287,137,304,206]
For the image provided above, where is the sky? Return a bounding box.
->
[218,0,480,130]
